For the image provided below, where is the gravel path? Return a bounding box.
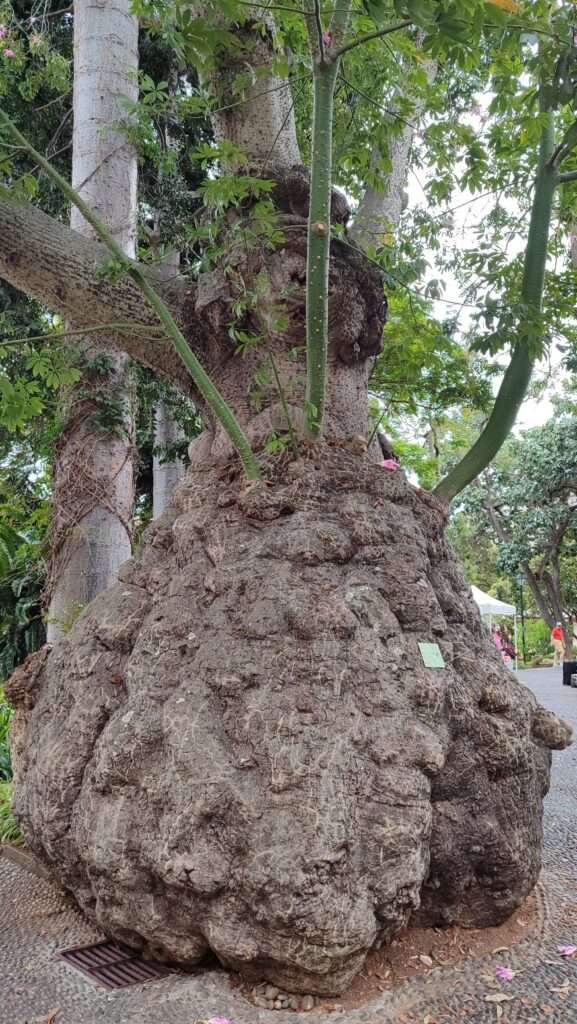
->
[2,667,577,1024]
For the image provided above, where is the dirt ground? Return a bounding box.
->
[317,896,537,1012]
[235,894,537,1013]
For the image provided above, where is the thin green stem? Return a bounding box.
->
[367,407,386,449]
[301,0,353,437]
[267,352,299,458]
[333,18,412,58]
[0,323,163,347]
[0,109,261,481]
[434,107,558,504]
[313,0,326,63]
[559,169,577,183]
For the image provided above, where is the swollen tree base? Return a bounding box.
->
[6,447,571,995]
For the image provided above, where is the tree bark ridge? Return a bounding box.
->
[0,199,193,395]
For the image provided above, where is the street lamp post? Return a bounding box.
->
[516,572,527,665]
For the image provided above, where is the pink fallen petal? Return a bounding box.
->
[558,944,577,957]
[207,1018,235,1024]
[3,48,15,56]
[495,964,515,981]
[382,459,399,471]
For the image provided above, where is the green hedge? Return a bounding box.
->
[0,781,22,845]
[0,689,12,782]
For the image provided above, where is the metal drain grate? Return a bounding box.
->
[59,941,174,989]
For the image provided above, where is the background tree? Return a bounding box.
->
[0,4,207,640]
[46,0,139,640]
[458,416,577,658]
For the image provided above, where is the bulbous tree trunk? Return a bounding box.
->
[6,173,571,995]
[47,0,138,640]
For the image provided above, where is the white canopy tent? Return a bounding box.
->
[471,585,518,669]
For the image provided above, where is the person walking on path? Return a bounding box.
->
[492,626,502,650]
[551,622,564,667]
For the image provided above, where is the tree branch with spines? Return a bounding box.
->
[434,100,559,505]
[302,2,412,436]
[0,110,262,481]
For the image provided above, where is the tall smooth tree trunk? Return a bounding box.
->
[350,43,436,250]
[47,0,138,641]
[153,401,186,518]
[150,227,186,517]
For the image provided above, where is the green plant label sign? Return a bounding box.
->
[418,642,445,669]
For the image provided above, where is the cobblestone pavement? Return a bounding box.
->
[3,667,577,1024]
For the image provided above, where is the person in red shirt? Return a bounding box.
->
[551,622,564,666]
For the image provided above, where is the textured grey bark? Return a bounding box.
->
[47,0,139,640]
[0,199,191,392]
[350,49,436,251]
[205,8,300,169]
[8,447,571,994]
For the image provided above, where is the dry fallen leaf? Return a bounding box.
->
[485,993,515,1003]
[46,1012,60,1024]
[550,981,571,993]
[540,1005,555,1015]
[419,954,434,968]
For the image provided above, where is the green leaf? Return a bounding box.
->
[406,0,436,28]
[561,120,577,156]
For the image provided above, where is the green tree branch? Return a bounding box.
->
[434,106,558,504]
[302,0,352,435]
[332,19,412,58]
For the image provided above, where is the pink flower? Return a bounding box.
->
[558,944,577,957]
[495,964,515,981]
[3,48,15,57]
[0,25,7,39]
[30,34,42,47]
[322,31,332,47]
[382,458,399,471]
